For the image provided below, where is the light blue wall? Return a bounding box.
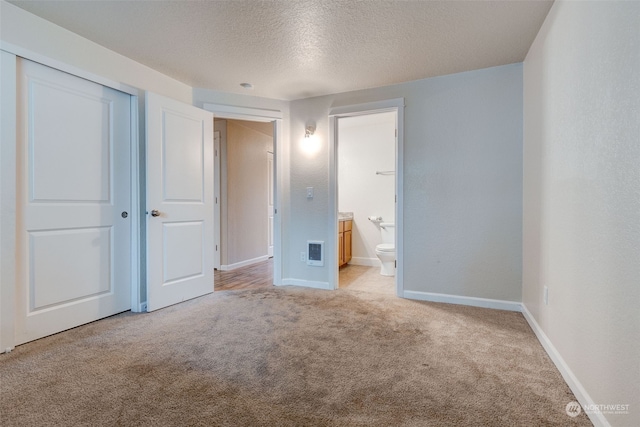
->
[288,64,523,301]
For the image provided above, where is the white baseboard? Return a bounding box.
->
[349,257,380,267]
[402,290,522,312]
[220,255,270,271]
[280,278,333,290]
[521,305,609,427]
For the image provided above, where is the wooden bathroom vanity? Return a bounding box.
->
[338,218,353,267]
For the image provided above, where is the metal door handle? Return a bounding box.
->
[150,210,161,217]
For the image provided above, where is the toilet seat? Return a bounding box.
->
[376,244,395,252]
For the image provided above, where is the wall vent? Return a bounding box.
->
[307,240,324,267]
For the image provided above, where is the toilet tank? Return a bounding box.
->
[379,223,395,244]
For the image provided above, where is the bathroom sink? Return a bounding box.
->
[338,212,353,221]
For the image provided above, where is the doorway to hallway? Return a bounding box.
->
[213,119,275,285]
[203,102,284,289]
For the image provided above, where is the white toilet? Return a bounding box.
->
[375,223,395,276]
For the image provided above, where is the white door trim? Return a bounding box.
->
[1,51,18,353]
[1,42,140,97]
[0,50,141,352]
[213,131,221,270]
[128,95,143,312]
[202,103,283,121]
[267,151,275,258]
[202,103,284,287]
[328,98,405,296]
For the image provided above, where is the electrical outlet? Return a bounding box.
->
[543,286,549,305]
[300,251,306,261]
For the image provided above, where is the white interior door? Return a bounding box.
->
[146,92,214,311]
[15,59,131,345]
[267,151,274,257]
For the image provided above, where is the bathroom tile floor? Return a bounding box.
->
[339,264,395,296]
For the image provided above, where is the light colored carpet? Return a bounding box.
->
[0,286,592,426]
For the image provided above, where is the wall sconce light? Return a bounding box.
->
[305,126,315,138]
[301,124,320,157]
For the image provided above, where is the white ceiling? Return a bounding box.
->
[9,0,554,101]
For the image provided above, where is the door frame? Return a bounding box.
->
[213,131,221,270]
[0,46,142,352]
[202,103,284,287]
[328,98,405,296]
[267,150,274,258]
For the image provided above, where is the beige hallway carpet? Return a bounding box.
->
[0,287,592,426]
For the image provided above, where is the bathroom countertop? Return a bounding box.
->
[338,212,353,221]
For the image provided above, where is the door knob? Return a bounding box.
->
[150,209,161,217]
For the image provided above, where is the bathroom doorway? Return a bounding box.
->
[329,99,404,296]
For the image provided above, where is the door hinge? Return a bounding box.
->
[215,149,218,157]
[395,260,397,268]
[275,208,277,214]
[215,197,218,204]
[395,129,398,137]
[395,195,397,203]
[215,245,218,251]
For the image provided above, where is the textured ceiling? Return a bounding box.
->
[9,0,554,100]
